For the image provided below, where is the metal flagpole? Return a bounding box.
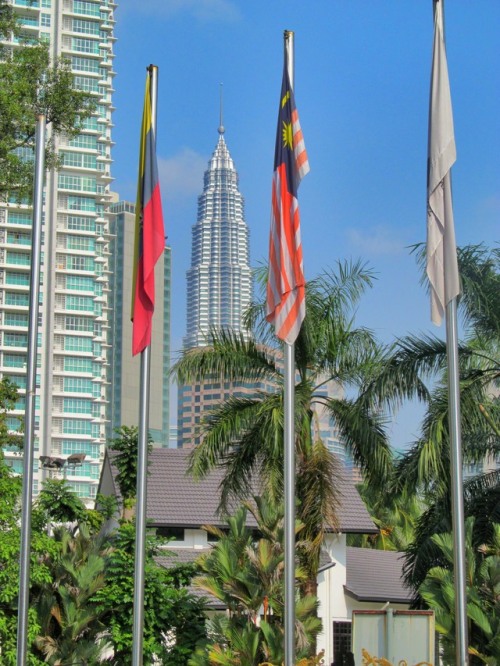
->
[283,30,296,666]
[131,64,158,666]
[17,114,46,666]
[431,3,467,663]
[446,296,468,666]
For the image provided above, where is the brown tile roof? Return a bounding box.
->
[345,547,414,603]
[101,447,377,534]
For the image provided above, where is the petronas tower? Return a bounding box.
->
[178,122,252,447]
[183,124,251,349]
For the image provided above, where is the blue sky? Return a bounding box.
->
[110,0,499,446]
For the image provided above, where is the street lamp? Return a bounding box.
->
[39,454,86,479]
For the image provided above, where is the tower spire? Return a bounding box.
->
[218,82,225,135]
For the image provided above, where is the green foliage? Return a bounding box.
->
[95,492,119,521]
[173,262,393,599]
[35,478,87,524]
[108,425,153,505]
[361,245,500,595]
[0,376,23,454]
[189,500,321,665]
[348,482,423,552]
[0,1,96,201]
[33,525,111,664]
[419,519,500,664]
[94,521,206,665]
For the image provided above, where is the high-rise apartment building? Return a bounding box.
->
[1,0,116,501]
[108,198,171,447]
[178,124,252,447]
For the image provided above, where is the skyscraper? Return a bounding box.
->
[178,123,252,447]
[183,124,252,349]
[1,0,116,502]
[108,197,171,447]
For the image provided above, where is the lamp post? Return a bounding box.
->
[39,453,86,479]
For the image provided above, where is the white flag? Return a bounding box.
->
[426,0,460,326]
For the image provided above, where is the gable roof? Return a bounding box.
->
[99,447,377,534]
[345,547,414,603]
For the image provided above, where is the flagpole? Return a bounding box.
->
[131,64,158,666]
[430,3,467,663]
[446,296,468,666]
[283,29,296,666]
[17,113,46,666]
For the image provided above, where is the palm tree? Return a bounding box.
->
[189,498,322,666]
[33,524,111,664]
[173,261,394,592]
[419,518,500,664]
[363,244,500,591]
[348,482,423,552]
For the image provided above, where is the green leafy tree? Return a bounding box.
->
[0,0,95,201]
[173,262,393,596]
[107,425,153,519]
[94,521,206,665]
[0,379,53,664]
[348,482,423,552]
[32,525,111,665]
[359,245,499,590]
[35,479,87,525]
[419,519,500,664]
[189,500,322,666]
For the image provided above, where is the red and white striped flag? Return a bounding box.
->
[266,63,309,344]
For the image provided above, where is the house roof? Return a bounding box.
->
[345,547,414,603]
[99,447,377,534]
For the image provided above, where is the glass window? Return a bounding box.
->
[7,230,31,246]
[5,292,29,306]
[64,336,93,352]
[71,37,99,54]
[73,76,99,93]
[4,333,28,347]
[64,357,93,373]
[6,272,30,286]
[66,275,94,291]
[7,212,31,225]
[65,295,94,312]
[61,440,99,458]
[4,313,29,327]
[66,255,95,271]
[68,134,97,149]
[71,56,99,73]
[68,196,96,212]
[66,236,95,252]
[59,175,97,192]
[73,0,100,16]
[72,19,100,35]
[3,354,26,368]
[80,116,98,131]
[65,316,93,332]
[6,251,30,266]
[67,215,95,232]
[64,398,92,414]
[63,378,93,393]
[63,419,92,434]
[61,151,97,169]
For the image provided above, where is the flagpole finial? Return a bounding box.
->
[218,82,225,135]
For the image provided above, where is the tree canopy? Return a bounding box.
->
[0,1,95,201]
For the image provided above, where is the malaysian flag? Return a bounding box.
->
[266,62,309,344]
